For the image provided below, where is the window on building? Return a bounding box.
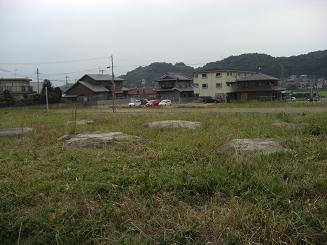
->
[202,83,208,89]
[227,72,233,76]
[241,82,249,88]
[216,83,222,89]
[216,72,221,77]
[202,73,207,78]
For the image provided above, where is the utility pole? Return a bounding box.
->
[107,55,116,113]
[65,74,69,86]
[111,55,116,113]
[36,68,40,94]
[45,86,49,112]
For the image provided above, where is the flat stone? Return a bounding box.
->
[67,120,95,125]
[61,132,142,148]
[0,128,33,137]
[144,120,201,129]
[217,138,286,155]
[58,135,72,141]
[272,122,309,130]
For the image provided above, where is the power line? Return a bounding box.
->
[41,67,99,76]
[0,56,108,65]
[0,60,210,81]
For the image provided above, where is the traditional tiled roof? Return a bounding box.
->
[236,73,279,81]
[157,73,192,81]
[65,80,109,94]
[196,68,255,74]
[0,78,32,82]
[78,81,109,92]
[79,74,124,82]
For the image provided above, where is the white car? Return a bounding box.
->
[128,100,142,107]
[159,99,172,106]
[286,96,296,102]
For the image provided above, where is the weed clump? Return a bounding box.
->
[276,112,290,122]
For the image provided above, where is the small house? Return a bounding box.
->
[155,73,194,102]
[64,74,124,102]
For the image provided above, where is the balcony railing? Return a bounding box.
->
[229,85,284,92]
[0,86,33,93]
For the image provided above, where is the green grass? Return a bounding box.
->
[319,90,327,97]
[1,106,327,244]
[193,100,327,108]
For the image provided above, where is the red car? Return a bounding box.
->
[145,100,160,107]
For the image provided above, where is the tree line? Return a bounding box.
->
[0,80,62,107]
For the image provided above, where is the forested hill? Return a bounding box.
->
[120,62,194,87]
[121,50,327,87]
[200,50,327,78]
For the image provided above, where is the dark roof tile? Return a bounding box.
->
[80,74,124,82]
[78,81,109,92]
[236,73,279,81]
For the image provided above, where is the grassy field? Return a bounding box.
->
[319,90,327,97]
[1,104,327,244]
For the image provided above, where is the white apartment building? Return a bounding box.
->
[193,69,254,99]
[194,69,284,101]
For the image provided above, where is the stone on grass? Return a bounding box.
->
[60,132,142,148]
[217,138,285,155]
[0,128,33,137]
[58,134,72,141]
[67,120,95,125]
[144,120,201,129]
[272,122,309,130]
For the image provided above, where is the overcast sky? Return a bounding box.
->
[0,0,326,84]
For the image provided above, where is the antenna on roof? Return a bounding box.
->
[98,67,104,75]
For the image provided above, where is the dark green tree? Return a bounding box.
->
[0,90,16,107]
[40,79,62,104]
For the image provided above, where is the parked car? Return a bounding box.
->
[159,99,172,106]
[286,96,296,102]
[140,99,148,105]
[128,99,149,107]
[308,96,321,102]
[128,100,142,107]
[201,96,219,103]
[145,100,160,107]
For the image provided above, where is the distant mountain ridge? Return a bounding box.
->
[200,50,327,78]
[120,62,194,87]
[121,50,327,87]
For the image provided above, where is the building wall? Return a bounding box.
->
[157,90,194,102]
[193,71,253,97]
[0,79,33,94]
[157,91,179,101]
[234,91,280,101]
